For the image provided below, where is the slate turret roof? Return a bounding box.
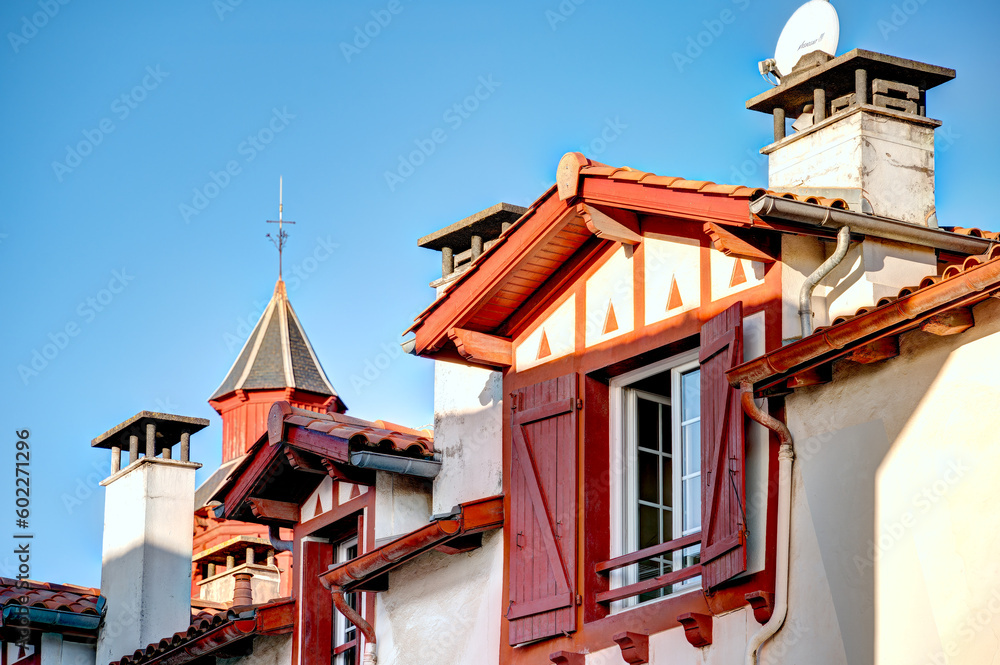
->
[210,279,341,402]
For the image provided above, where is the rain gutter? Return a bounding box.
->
[1,603,104,633]
[750,195,996,255]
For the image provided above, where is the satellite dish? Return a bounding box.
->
[773,0,840,78]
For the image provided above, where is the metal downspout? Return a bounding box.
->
[331,587,376,665]
[740,384,795,665]
[799,225,852,337]
[268,524,293,553]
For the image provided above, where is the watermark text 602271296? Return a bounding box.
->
[11,429,32,645]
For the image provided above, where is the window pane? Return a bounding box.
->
[661,504,673,543]
[637,398,659,450]
[661,456,672,511]
[660,401,671,454]
[638,451,659,504]
[683,422,700,476]
[683,479,701,532]
[682,370,700,422]
[639,504,660,549]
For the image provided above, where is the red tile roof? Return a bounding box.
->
[0,578,103,616]
[112,598,294,665]
[275,404,434,456]
[729,244,1000,390]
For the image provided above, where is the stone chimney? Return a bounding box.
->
[748,48,955,226]
[418,202,527,294]
[91,412,208,665]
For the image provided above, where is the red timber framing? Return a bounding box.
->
[405,154,790,663]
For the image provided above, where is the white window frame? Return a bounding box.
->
[609,349,701,612]
[333,536,359,665]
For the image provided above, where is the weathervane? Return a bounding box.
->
[266,176,296,279]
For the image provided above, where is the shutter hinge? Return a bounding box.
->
[576,398,583,410]
[576,594,583,606]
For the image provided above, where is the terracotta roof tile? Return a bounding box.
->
[0,578,103,616]
[279,405,434,456]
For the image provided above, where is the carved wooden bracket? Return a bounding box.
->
[921,307,974,336]
[846,336,900,364]
[321,458,375,486]
[283,447,325,474]
[447,328,512,368]
[745,591,775,625]
[787,364,831,388]
[248,498,300,524]
[612,631,649,664]
[577,204,641,246]
[705,222,776,263]
[549,651,585,665]
[677,613,713,647]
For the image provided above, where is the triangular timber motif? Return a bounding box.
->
[537,329,552,360]
[667,276,684,311]
[350,483,361,500]
[730,259,747,287]
[602,300,619,335]
[314,493,324,517]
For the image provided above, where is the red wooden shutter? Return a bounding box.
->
[699,302,747,589]
[507,373,579,645]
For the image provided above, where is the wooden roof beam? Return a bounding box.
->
[577,203,640,246]
[447,328,512,368]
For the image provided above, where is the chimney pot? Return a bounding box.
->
[233,572,254,607]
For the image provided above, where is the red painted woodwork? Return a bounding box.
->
[595,532,701,575]
[699,302,747,590]
[210,389,337,462]
[745,590,775,624]
[549,652,585,665]
[508,374,579,645]
[294,540,333,665]
[447,327,513,368]
[677,612,713,647]
[612,631,649,664]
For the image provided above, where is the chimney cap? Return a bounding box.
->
[747,48,955,115]
[91,411,209,450]
[417,202,527,252]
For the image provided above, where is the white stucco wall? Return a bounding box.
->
[216,634,292,665]
[373,530,503,665]
[97,459,198,665]
[430,361,503,516]
[40,635,96,665]
[782,297,1000,664]
[374,472,433,542]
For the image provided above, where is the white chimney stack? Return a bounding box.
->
[91,412,207,665]
[749,48,955,226]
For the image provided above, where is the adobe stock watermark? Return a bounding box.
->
[179,106,296,223]
[51,66,169,182]
[672,0,751,74]
[852,458,969,576]
[340,0,407,63]
[7,0,71,54]
[221,235,339,352]
[213,0,243,21]
[925,588,1000,664]
[384,75,501,192]
[17,269,135,385]
[545,0,588,31]
[878,0,931,40]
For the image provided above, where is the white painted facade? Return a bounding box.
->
[777,297,1000,665]
[40,634,96,665]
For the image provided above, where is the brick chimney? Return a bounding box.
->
[748,48,955,226]
[91,412,208,665]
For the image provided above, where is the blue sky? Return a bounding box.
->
[1,0,997,588]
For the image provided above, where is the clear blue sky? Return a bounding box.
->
[1,0,997,588]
